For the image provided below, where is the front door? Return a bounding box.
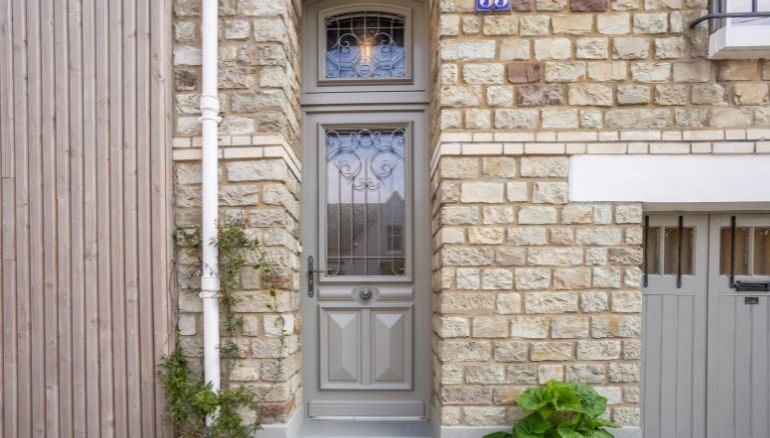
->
[300,109,430,419]
[642,213,770,438]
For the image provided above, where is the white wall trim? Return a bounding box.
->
[569,155,770,203]
[429,128,770,177]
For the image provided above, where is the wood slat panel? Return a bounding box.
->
[0,0,173,435]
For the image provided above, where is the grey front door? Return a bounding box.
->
[300,109,430,419]
[642,213,770,438]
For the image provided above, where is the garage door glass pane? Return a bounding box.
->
[325,11,406,79]
[645,227,660,275]
[754,228,770,275]
[719,227,749,275]
[664,227,693,275]
[325,128,407,276]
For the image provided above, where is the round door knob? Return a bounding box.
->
[359,287,373,300]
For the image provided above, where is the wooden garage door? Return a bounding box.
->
[642,213,770,438]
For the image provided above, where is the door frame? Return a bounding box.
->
[299,104,431,420]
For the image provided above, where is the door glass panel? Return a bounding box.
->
[645,227,660,275]
[325,11,406,79]
[325,128,407,276]
[719,227,749,275]
[754,228,770,275]
[663,227,693,275]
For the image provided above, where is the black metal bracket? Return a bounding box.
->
[676,215,684,289]
[690,11,770,28]
[729,216,770,292]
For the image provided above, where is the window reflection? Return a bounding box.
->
[325,11,406,79]
[326,128,407,276]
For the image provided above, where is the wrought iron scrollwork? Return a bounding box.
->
[325,11,406,79]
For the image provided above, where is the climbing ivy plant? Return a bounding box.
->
[158,224,287,437]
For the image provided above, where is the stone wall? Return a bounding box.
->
[431,150,643,428]
[430,0,770,431]
[171,0,303,425]
[436,0,770,134]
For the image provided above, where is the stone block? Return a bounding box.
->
[520,16,551,36]
[441,386,494,405]
[553,268,592,289]
[608,363,640,383]
[535,38,572,60]
[655,84,688,106]
[495,109,539,129]
[508,227,548,245]
[544,62,587,82]
[473,317,510,338]
[463,64,505,85]
[581,291,609,312]
[587,61,627,81]
[568,84,613,106]
[439,340,492,362]
[483,16,519,35]
[482,268,514,289]
[551,316,591,338]
[517,84,564,107]
[633,13,668,33]
[542,108,579,129]
[734,83,769,105]
[592,314,641,338]
[441,247,495,266]
[631,62,671,82]
[515,268,552,290]
[440,40,497,61]
[495,340,530,362]
[531,342,574,361]
[507,62,542,83]
[576,38,609,59]
[597,13,630,34]
[553,15,594,34]
[524,291,579,312]
[538,364,565,383]
[521,157,569,177]
[612,37,649,59]
[511,316,550,338]
[577,340,622,360]
[498,292,523,314]
[565,364,605,383]
[519,206,559,224]
[617,85,650,105]
[571,0,609,11]
[528,247,583,266]
[691,84,725,104]
[500,39,531,60]
[487,86,515,106]
[718,60,760,81]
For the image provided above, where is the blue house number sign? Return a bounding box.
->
[476,0,512,11]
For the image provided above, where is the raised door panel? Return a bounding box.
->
[321,309,361,387]
[371,308,412,389]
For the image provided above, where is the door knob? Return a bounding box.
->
[359,287,373,300]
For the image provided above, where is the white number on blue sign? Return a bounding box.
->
[476,0,511,11]
[476,0,493,11]
[493,0,512,10]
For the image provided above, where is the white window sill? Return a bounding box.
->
[709,23,770,59]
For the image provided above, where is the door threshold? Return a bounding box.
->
[297,418,433,438]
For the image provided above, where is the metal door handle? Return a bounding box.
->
[359,287,373,300]
[307,255,322,298]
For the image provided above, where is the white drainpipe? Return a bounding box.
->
[200,0,221,399]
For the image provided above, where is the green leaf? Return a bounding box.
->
[516,387,549,411]
[483,432,514,438]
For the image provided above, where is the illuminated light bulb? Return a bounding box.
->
[361,37,373,62]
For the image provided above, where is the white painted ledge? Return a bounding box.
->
[252,409,303,438]
[570,155,770,204]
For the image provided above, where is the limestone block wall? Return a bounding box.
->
[431,149,643,427]
[435,0,770,134]
[171,0,303,424]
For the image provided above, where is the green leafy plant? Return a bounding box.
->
[159,224,288,437]
[484,380,620,438]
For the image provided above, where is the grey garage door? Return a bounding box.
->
[642,214,770,438]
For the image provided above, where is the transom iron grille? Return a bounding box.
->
[324,11,407,79]
[325,128,407,276]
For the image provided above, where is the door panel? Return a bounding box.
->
[708,214,770,438]
[642,215,708,438]
[301,109,430,419]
